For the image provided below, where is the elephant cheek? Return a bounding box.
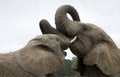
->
[69,42,85,58]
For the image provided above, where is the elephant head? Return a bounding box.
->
[55,5,120,76]
[14,34,71,77]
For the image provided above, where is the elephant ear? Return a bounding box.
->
[14,35,65,76]
[83,43,120,75]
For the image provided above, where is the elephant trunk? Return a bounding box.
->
[40,19,78,50]
[40,19,69,39]
[55,5,80,37]
[40,19,61,35]
[40,19,70,49]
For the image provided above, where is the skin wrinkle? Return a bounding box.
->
[77,35,85,48]
[0,64,15,76]
[0,53,36,77]
[12,53,38,77]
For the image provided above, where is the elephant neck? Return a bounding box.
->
[83,65,110,77]
[0,52,36,77]
[11,52,38,77]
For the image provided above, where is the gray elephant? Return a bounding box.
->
[0,31,72,77]
[41,5,120,77]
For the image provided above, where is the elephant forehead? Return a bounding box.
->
[34,34,59,40]
[80,22,107,36]
[26,34,60,47]
[86,23,104,32]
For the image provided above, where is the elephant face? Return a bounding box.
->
[27,34,70,59]
[55,5,115,57]
[55,5,120,75]
[68,22,115,57]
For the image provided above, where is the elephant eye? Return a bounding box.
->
[56,38,59,41]
[82,25,88,32]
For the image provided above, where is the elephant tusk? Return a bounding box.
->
[70,36,77,43]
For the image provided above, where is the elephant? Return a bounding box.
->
[40,5,120,77]
[0,32,73,77]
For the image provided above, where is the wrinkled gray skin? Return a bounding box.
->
[0,34,70,77]
[41,5,120,77]
[55,5,120,77]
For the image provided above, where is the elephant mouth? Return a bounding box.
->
[63,51,67,56]
[70,36,84,47]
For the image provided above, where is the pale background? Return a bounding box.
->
[0,0,120,59]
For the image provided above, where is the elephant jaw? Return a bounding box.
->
[61,36,77,56]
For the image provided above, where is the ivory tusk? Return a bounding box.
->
[70,36,77,43]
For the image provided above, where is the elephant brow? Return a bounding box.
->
[38,45,56,53]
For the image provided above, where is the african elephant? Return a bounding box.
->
[0,33,72,77]
[41,5,120,77]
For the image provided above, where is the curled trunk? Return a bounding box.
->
[39,19,70,50]
[55,5,80,37]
